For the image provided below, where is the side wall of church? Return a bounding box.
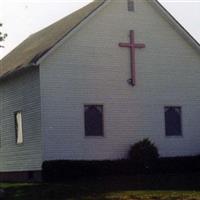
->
[0,67,42,172]
[40,0,200,160]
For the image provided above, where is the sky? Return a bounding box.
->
[0,0,200,59]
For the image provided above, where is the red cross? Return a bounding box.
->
[119,30,145,86]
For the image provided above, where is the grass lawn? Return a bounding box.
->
[1,173,200,200]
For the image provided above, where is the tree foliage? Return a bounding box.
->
[0,23,7,48]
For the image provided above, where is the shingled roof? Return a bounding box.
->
[0,0,106,78]
[1,0,199,79]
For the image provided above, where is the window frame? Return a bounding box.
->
[164,106,183,137]
[84,104,104,137]
[14,111,24,144]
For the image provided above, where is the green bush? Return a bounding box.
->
[42,160,135,182]
[158,156,200,173]
[128,138,159,167]
[42,155,200,182]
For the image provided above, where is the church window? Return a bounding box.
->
[164,107,182,136]
[128,0,134,12]
[15,111,23,144]
[84,105,104,136]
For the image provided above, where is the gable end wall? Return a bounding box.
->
[40,0,200,160]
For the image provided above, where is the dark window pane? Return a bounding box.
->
[165,107,182,136]
[84,105,103,136]
[128,0,134,11]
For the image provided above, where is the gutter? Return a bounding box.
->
[0,63,39,82]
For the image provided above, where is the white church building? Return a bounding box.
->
[1,0,200,180]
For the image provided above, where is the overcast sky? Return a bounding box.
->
[0,0,200,59]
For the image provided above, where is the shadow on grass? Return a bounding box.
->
[3,173,200,200]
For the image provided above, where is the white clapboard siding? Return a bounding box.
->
[39,0,200,160]
[0,67,42,171]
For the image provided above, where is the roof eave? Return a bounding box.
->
[0,63,39,82]
[36,0,108,66]
[149,0,200,53]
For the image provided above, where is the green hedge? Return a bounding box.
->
[158,156,200,173]
[42,156,200,182]
[42,160,154,182]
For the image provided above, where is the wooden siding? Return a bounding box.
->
[40,0,200,160]
[0,67,42,172]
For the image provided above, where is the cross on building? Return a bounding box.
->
[119,30,146,86]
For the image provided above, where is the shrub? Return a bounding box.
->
[42,160,135,182]
[158,156,200,173]
[128,138,159,167]
[42,155,200,182]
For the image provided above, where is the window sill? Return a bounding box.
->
[165,135,183,138]
[84,136,105,139]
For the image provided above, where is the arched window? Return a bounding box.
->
[164,107,182,136]
[84,105,103,136]
[127,0,134,12]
